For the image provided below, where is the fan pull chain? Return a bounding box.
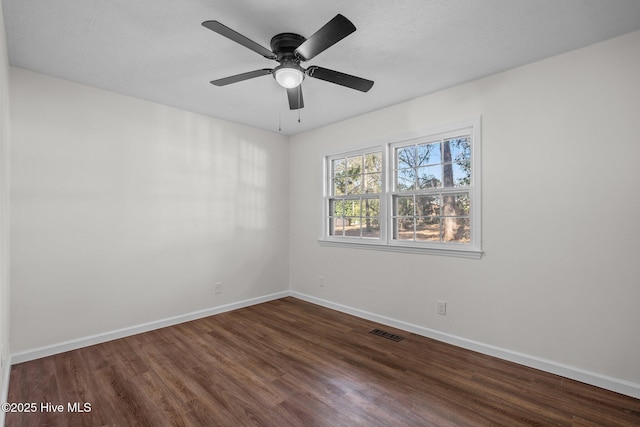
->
[276,87,282,132]
[297,86,302,123]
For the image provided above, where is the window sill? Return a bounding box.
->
[317,239,483,259]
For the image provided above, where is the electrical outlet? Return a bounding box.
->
[214,282,223,295]
[437,300,447,316]
[319,276,325,287]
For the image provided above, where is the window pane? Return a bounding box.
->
[347,155,363,174]
[393,217,415,240]
[331,199,344,217]
[417,165,442,189]
[396,146,415,170]
[397,168,416,191]
[329,217,344,236]
[443,163,454,187]
[443,194,471,216]
[364,173,381,194]
[333,177,346,195]
[449,137,471,161]
[416,195,440,217]
[452,193,470,216]
[417,142,440,166]
[363,198,380,217]
[442,218,470,243]
[361,218,380,238]
[344,218,361,237]
[452,161,471,186]
[332,158,346,177]
[416,144,429,167]
[443,137,471,187]
[442,194,457,216]
[343,199,361,217]
[365,152,382,172]
[430,142,442,164]
[346,175,363,194]
[395,196,414,217]
[416,217,441,241]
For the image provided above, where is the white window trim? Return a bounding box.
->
[319,117,482,259]
[321,145,386,243]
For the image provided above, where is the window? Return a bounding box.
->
[327,149,383,239]
[391,136,471,243]
[321,118,481,258]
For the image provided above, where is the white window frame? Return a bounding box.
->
[320,117,482,259]
[322,146,386,246]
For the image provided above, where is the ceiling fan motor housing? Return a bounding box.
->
[270,33,306,62]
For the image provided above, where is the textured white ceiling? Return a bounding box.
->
[3,0,640,135]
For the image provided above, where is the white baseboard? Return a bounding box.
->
[8,289,640,400]
[291,291,640,400]
[10,291,289,365]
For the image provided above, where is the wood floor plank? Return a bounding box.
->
[6,297,640,426]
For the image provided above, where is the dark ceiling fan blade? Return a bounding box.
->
[202,21,276,60]
[306,66,374,92]
[295,14,356,61]
[286,87,304,110]
[210,69,273,86]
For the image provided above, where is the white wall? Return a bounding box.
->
[9,68,289,353]
[290,31,640,388]
[0,0,12,409]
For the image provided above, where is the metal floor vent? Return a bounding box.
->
[370,328,404,342]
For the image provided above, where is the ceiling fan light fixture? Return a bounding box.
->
[274,65,304,89]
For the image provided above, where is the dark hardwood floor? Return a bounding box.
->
[6,297,640,426]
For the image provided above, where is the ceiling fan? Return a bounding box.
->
[202,14,374,110]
